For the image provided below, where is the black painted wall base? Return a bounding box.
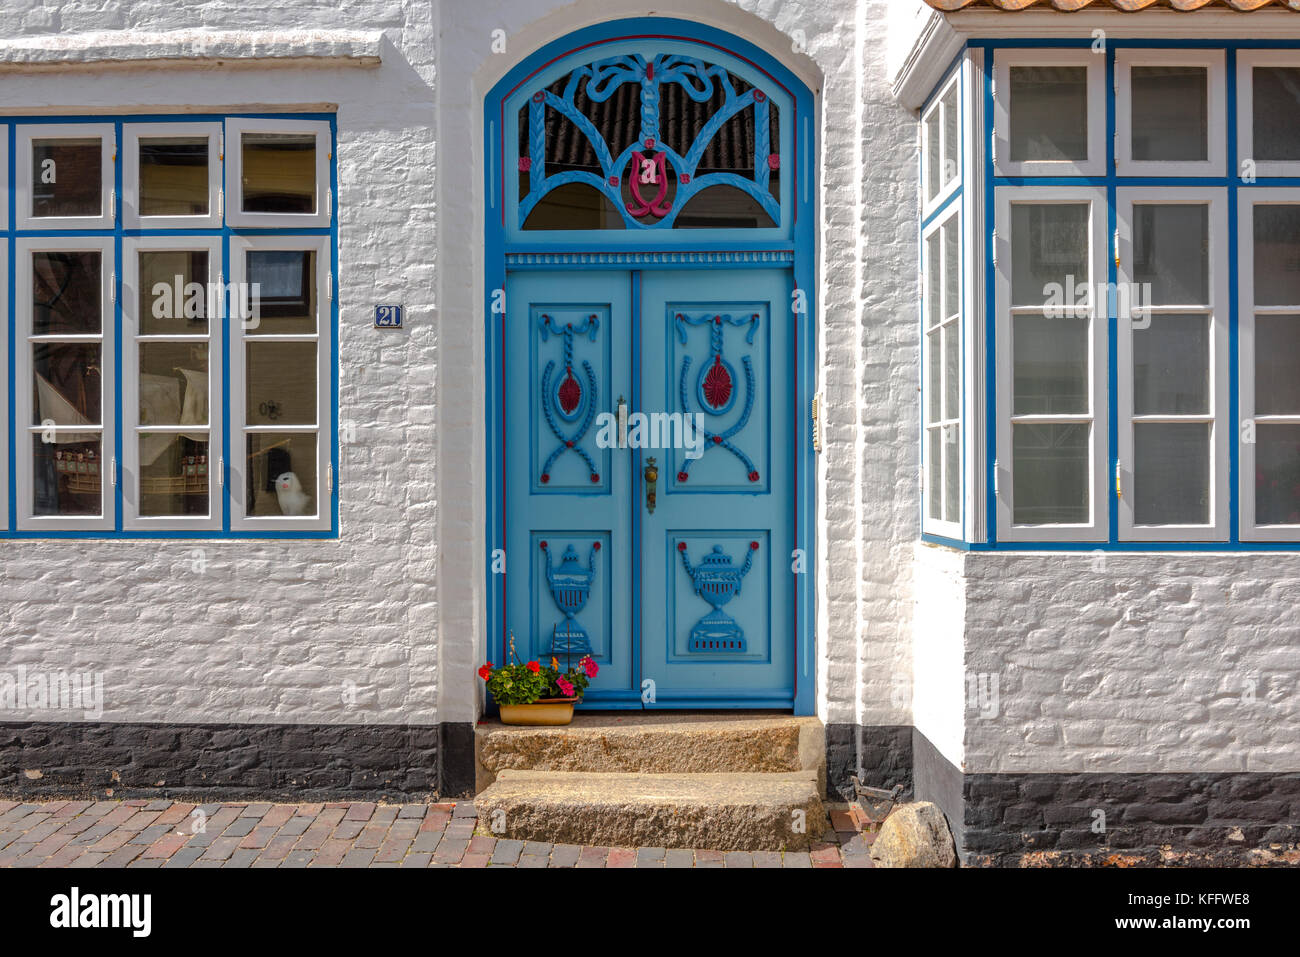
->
[824,723,913,801]
[911,729,1300,867]
[0,721,477,802]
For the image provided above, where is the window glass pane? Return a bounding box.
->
[1009,66,1088,163]
[944,423,960,524]
[139,343,209,427]
[944,222,959,318]
[926,109,941,199]
[246,432,317,517]
[944,323,960,420]
[1132,314,1209,415]
[241,132,316,213]
[1012,423,1089,525]
[33,251,101,335]
[1011,203,1089,306]
[1255,424,1300,525]
[1013,314,1089,415]
[1255,315,1300,415]
[1254,205,1300,306]
[33,343,101,425]
[139,250,209,335]
[33,435,101,516]
[928,429,941,521]
[1133,422,1210,525]
[32,137,102,218]
[1253,67,1300,162]
[1132,204,1208,305]
[1130,66,1207,162]
[927,329,941,422]
[927,233,942,327]
[246,250,317,335]
[942,87,959,186]
[246,342,317,426]
[140,434,209,517]
[139,136,209,216]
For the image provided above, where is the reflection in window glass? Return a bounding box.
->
[1132,315,1209,416]
[139,250,209,335]
[33,342,102,426]
[1013,315,1089,416]
[1255,315,1300,415]
[1256,424,1300,525]
[241,132,316,213]
[246,432,317,518]
[245,341,317,426]
[139,136,209,216]
[33,434,102,517]
[32,137,102,218]
[139,343,209,427]
[1133,205,1209,304]
[1011,204,1089,306]
[1133,423,1210,526]
[1253,67,1300,162]
[33,251,101,335]
[1012,423,1089,525]
[140,434,209,517]
[1009,66,1088,163]
[1131,66,1207,162]
[246,250,317,335]
[1254,206,1300,306]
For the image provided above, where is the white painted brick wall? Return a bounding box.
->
[962,553,1300,774]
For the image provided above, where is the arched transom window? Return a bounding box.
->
[500,40,797,241]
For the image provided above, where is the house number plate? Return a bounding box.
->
[375,304,403,328]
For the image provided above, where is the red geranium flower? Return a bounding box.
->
[582,656,599,678]
[478,663,492,681]
[557,677,575,697]
[526,661,541,673]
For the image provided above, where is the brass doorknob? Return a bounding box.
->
[644,457,658,514]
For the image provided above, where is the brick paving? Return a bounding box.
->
[0,797,877,868]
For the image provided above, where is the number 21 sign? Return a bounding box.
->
[375,304,403,328]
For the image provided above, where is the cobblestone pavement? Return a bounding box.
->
[0,799,876,868]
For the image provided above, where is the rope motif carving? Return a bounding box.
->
[675,312,760,484]
[538,313,601,485]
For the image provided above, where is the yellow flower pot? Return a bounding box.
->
[499,698,577,726]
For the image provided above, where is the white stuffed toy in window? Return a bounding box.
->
[274,471,312,516]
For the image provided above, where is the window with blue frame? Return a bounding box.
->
[975,45,1300,547]
[921,67,965,538]
[2,114,336,536]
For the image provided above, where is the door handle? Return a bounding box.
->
[644,457,658,514]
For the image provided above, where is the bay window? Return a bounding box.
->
[928,44,1300,549]
[0,112,337,538]
[923,211,963,537]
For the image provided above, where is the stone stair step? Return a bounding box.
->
[474,769,825,851]
[474,713,824,791]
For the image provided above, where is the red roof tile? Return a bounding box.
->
[926,0,1300,11]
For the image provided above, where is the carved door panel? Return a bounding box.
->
[504,271,634,698]
[638,269,796,706]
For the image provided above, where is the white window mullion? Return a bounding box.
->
[1240,189,1300,541]
[995,186,1109,543]
[1115,50,1226,179]
[122,236,224,531]
[229,235,331,531]
[224,118,333,228]
[993,49,1106,179]
[16,237,117,531]
[1116,188,1228,542]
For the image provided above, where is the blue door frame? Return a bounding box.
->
[484,18,817,715]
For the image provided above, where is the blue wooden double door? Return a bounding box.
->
[503,268,798,708]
